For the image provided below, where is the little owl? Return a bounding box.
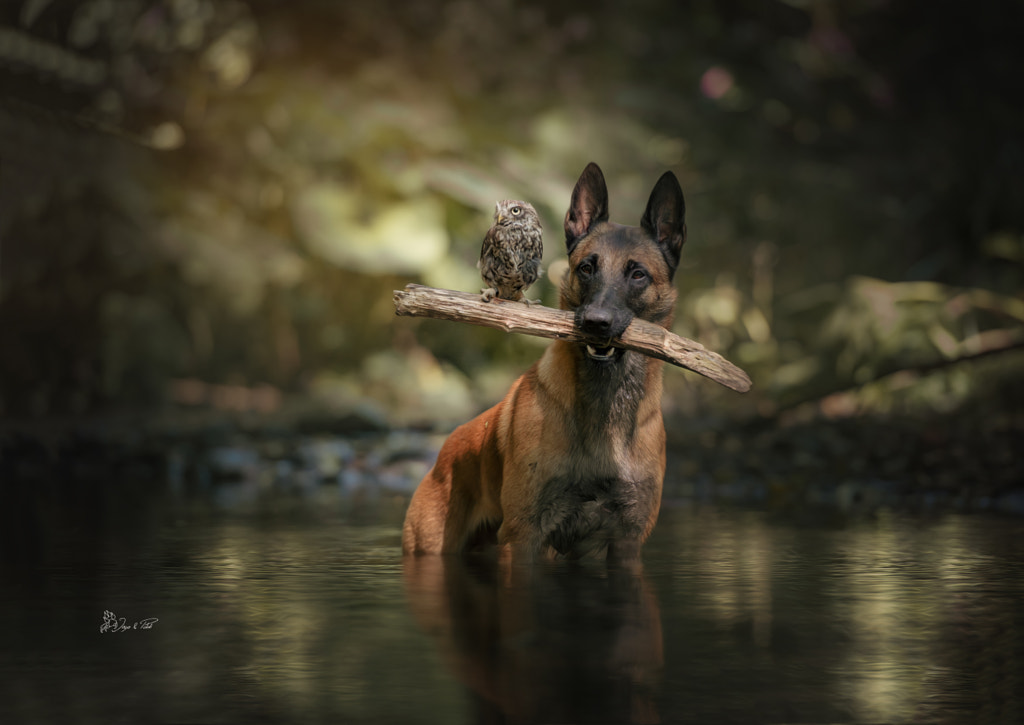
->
[478,199,543,303]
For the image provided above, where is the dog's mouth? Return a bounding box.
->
[585,343,620,362]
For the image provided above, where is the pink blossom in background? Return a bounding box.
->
[700,66,734,99]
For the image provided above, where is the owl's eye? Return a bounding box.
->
[510,206,522,215]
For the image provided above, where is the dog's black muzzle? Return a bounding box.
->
[576,302,632,363]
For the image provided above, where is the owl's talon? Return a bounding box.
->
[523,297,543,306]
[480,288,497,303]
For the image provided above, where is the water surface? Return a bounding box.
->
[3,484,1022,724]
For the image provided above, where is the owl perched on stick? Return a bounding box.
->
[478,200,543,304]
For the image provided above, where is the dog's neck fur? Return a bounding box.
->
[538,341,664,450]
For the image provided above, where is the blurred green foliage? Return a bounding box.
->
[1,0,1022,426]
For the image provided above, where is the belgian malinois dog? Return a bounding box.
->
[402,162,686,565]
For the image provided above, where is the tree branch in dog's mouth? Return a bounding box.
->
[394,284,752,393]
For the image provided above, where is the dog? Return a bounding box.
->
[402,162,686,565]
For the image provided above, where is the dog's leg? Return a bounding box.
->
[607,537,644,572]
[497,520,551,565]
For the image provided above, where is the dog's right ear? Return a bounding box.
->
[641,170,686,280]
[564,162,609,253]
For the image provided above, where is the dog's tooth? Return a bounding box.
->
[586,343,615,360]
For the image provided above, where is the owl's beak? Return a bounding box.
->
[496,214,505,224]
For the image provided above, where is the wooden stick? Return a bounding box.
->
[393,284,752,393]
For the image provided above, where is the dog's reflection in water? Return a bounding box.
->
[404,555,663,724]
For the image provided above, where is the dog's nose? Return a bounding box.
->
[580,308,613,337]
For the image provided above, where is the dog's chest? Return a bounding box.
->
[518,351,662,557]
[533,463,655,558]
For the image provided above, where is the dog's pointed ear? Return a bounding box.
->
[641,171,686,279]
[564,162,610,253]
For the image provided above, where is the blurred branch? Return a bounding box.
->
[782,326,1024,417]
[910,327,1024,373]
[393,284,752,393]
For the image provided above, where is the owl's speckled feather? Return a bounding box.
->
[478,199,543,303]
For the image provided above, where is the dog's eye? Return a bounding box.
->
[630,268,647,281]
[577,261,594,276]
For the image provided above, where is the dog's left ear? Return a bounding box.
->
[641,171,686,279]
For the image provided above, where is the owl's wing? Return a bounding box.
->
[526,228,544,260]
[522,258,541,286]
[479,225,499,266]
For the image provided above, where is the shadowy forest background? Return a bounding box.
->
[2,0,1023,509]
